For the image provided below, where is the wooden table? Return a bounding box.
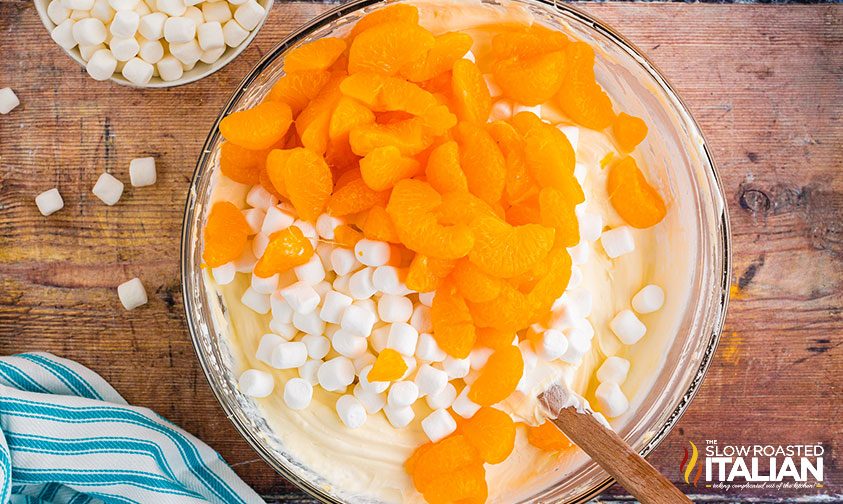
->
[1,1,841,501]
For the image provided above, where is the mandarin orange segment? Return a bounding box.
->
[349,3,419,39]
[326,176,390,216]
[328,96,376,142]
[451,259,503,303]
[613,112,648,152]
[523,119,578,191]
[360,145,422,191]
[555,42,614,130]
[477,327,516,350]
[405,254,455,292]
[425,141,468,194]
[401,32,474,82]
[368,348,407,381]
[493,50,567,106]
[505,198,541,226]
[491,25,568,60]
[220,101,293,150]
[296,72,346,154]
[468,282,534,332]
[460,407,517,464]
[219,141,267,185]
[607,156,667,228]
[362,205,401,243]
[340,73,439,116]
[284,37,347,72]
[268,70,332,115]
[468,345,524,406]
[527,247,572,315]
[526,421,573,452]
[265,148,294,198]
[203,201,250,267]
[455,122,506,205]
[468,216,555,278]
[348,21,435,76]
[281,147,333,221]
[349,117,435,156]
[259,166,283,201]
[430,283,476,358]
[421,463,487,504]
[410,434,481,493]
[538,187,579,248]
[333,224,363,248]
[253,226,315,278]
[437,191,500,226]
[452,59,492,123]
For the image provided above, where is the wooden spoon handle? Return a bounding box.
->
[550,406,691,504]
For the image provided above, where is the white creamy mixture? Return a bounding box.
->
[203,1,697,502]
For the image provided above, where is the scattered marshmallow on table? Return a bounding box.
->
[284,377,313,410]
[92,172,124,205]
[597,356,631,384]
[422,409,457,443]
[117,277,147,310]
[601,226,636,259]
[632,284,665,314]
[595,382,629,418]
[35,188,64,216]
[238,369,274,398]
[610,309,647,345]
[129,157,156,186]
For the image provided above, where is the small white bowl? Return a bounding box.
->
[33,0,273,88]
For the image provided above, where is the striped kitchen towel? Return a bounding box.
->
[0,352,263,504]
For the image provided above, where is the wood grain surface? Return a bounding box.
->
[1,1,841,502]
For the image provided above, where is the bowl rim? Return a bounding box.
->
[32,0,274,89]
[180,0,732,502]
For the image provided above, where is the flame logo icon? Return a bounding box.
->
[679,441,703,487]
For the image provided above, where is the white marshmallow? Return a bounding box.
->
[559,323,592,364]
[418,291,435,307]
[270,341,307,369]
[72,17,107,46]
[234,246,257,273]
[156,56,184,81]
[200,46,226,65]
[386,322,419,356]
[169,40,202,66]
[314,213,342,240]
[211,262,236,285]
[47,0,71,24]
[238,369,274,398]
[469,347,493,370]
[293,219,317,247]
[426,382,456,410]
[51,20,78,50]
[595,382,629,418]
[250,272,277,294]
[332,329,368,358]
[567,266,583,290]
[79,43,105,62]
[557,125,580,153]
[330,248,359,276]
[91,0,114,21]
[442,356,470,379]
[202,1,232,23]
[353,352,376,374]
[315,242,334,267]
[452,387,480,418]
[319,290,352,324]
[284,377,313,410]
[489,99,513,121]
[348,268,377,300]
[110,37,140,61]
[422,409,457,443]
[279,281,320,314]
[240,287,270,314]
[293,310,325,336]
[354,239,390,267]
[384,404,415,428]
[632,284,665,314]
[233,0,265,30]
[358,365,389,394]
[378,295,413,323]
[255,333,283,364]
[353,383,386,414]
[269,319,296,340]
[222,19,249,48]
[535,328,568,361]
[294,254,325,285]
[415,333,446,362]
[578,212,603,243]
[299,334,328,360]
[117,277,147,309]
[107,0,137,9]
[387,381,419,408]
[163,16,196,43]
[122,56,153,84]
[183,5,203,25]
[110,10,139,38]
[197,21,225,51]
[128,156,156,186]
[409,305,432,333]
[610,309,646,345]
[138,12,166,40]
[134,0,150,15]
[601,226,635,259]
[371,266,404,295]
[318,356,355,392]
[62,0,94,9]
[297,359,321,385]
[340,304,377,337]
[597,356,631,384]
[35,188,64,216]
[138,38,164,64]
[259,206,293,235]
[414,364,447,397]
[92,172,123,205]
[567,241,590,265]
[156,0,185,16]
[401,355,418,380]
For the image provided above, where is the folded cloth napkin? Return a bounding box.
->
[0,352,263,504]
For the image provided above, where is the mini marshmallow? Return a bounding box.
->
[353,352,376,374]
[370,266,400,295]
[52,20,78,50]
[170,40,202,66]
[48,0,71,24]
[409,305,432,333]
[293,310,325,336]
[332,275,350,295]
[233,0,265,30]
[414,364,447,397]
[293,220,317,246]
[255,333,283,364]
[183,5,203,25]
[601,226,635,259]
[489,99,513,121]
[632,284,665,314]
[319,290,352,324]
[557,125,580,153]
[269,320,296,340]
[127,156,157,186]
[330,248,358,276]
[353,383,386,414]
[138,12,166,39]
[369,325,390,353]
[535,328,568,361]
[72,17,107,46]
[340,304,377,337]
[279,281,320,314]
[388,381,418,408]
[198,21,225,51]
[222,19,249,48]
[578,211,603,242]
[358,365,389,394]
[251,272,277,294]
[240,287,270,314]
[260,205,294,234]
[442,356,470,379]
[422,409,457,443]
[315,213,342,239]
[318,356,355,392]
[386,322,419,356]
[332,329,368,358]
[211,262,236,285]
[200,46,226,65]
[567,241,590,265]
[251,233,269,257]
[284,377,313,410]
[202,0,232,23]
[452,387,480,418]
[117,277,147,309]
[559,323,592,364]
[597,356,631,384]
[567,266,583,290]
[426,382,456,410]
[156,0,186,16]
[483,74,502,97]
[135,0,150,15]
[270,341,308,369]
[469,348,492,370]
[401,355,418,380]
[315,242,334,266]
[234,246,257,273]
[157,55,184,81]
[300,334,329,360]
[297,359,321,385]
[418,291,435,307]
[138,39,164,64]
[92,172,123,205]
[384,404,415,429]
[377,295,412,324]
[91,0,114,21]
[355,239,390,267]
[415,333,446,362]
[595,382,629,418]
[79,43,105,62]
[294,254,325,285]
[348,267,377,300]
[110,10,139,38]
[610,309,646,345]
[110,37,140,61]
[164,16,196,43]
[238,369,274,398]
[62,0,94,10]
[107,0,137,9]
[35,188,64,216]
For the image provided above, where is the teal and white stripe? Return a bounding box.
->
[0,353,262,503]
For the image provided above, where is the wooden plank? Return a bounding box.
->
[0,1,841,501]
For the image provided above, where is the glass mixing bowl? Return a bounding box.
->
[181,0,731,501]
